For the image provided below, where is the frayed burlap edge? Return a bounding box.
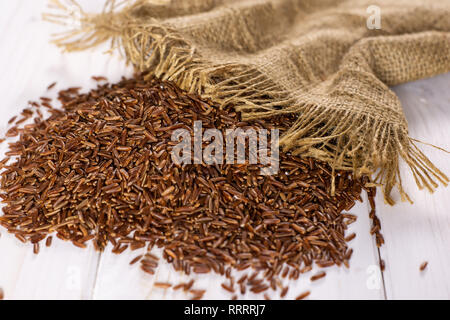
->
[43,0,449,205]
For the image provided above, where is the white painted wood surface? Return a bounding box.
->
[0,0,448,300]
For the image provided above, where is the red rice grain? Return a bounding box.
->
[295,291,310,300]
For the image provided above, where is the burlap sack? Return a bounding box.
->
[45,0,450,204]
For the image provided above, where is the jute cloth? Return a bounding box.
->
[46,0,450,204]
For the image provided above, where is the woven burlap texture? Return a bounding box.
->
[45,0,450,204]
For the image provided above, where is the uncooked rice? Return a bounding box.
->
[0,73,383,299]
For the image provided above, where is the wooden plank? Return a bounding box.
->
[0,0,384,300]
[0,0,132,299]
[377,72,450,299]
[0,239,101,300]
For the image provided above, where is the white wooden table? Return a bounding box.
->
[0,1,449,300]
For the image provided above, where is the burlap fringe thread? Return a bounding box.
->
[43,0,449,205]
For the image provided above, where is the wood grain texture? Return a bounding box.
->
[0,0,448,300]
[378,73,450,299]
